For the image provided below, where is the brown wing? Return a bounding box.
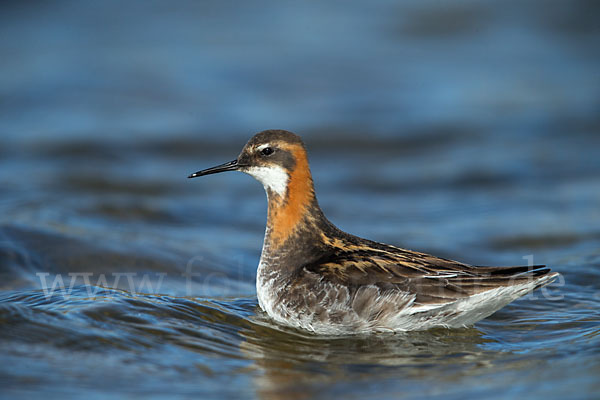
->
[303,240,552,306]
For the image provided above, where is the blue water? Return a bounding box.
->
[1,1,599,399]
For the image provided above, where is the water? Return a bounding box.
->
[1,1,599,399]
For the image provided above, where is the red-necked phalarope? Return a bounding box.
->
[188,130,559,334]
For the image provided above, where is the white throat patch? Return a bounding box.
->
[244,166,288,196]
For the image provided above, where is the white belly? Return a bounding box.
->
[256,259,555,335]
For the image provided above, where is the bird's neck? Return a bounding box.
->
[264,157,317,246]
[260,157,334,272]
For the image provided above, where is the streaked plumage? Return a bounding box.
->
[189,130,559,334]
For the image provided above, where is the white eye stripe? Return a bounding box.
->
[256,143,272,152]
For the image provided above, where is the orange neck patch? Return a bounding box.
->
[266,146,315,247]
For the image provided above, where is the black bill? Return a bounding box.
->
[188,160,239,178]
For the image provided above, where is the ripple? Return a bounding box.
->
[1,277,599,399]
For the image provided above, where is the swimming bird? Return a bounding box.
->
[188,130,558,334]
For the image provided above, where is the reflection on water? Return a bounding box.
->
[1,0,600,399]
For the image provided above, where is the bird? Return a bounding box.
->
[188,129,559,335]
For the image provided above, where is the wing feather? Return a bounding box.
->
[304,238,554,305]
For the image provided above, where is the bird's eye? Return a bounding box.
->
[260,147,274,156]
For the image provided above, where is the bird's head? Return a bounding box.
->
[189,129,313,200]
